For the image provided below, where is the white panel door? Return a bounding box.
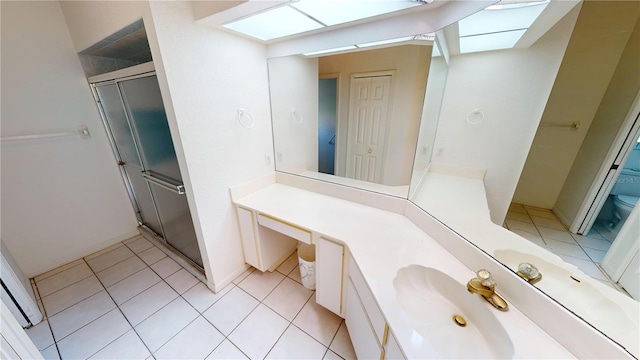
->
[346,75,392,183]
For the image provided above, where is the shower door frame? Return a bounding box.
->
[89,62,205,274]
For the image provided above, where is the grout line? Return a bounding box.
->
[81,255,156,359]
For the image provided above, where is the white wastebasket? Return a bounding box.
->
[297,243,316,290]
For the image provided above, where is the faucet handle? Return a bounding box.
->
[476,269,495,287]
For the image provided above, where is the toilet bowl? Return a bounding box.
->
[611,194,639,233]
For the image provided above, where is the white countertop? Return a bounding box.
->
[234,183,575,359]
[412,171,640,358]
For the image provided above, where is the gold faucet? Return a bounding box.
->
[467,269,509,311]
[517,262,542,284]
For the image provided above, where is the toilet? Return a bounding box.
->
[609,168,640,233]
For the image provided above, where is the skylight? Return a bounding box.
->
[302,33,434,57]
[224,0,425,41]
[458,1,549,54]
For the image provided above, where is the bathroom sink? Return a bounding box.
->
[393,265,514,359]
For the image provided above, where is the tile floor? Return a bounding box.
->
[25,235,356,360]
[503,203,627,292]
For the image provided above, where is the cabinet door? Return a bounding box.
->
[237,207,260,269]
[316,237,344,316]
[385,332,406,360]
[345,278,382,360]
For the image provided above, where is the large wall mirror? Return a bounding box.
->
[268,36,447,198]
[267,0,639,357]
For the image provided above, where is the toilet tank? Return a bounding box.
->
[611,169,640,197]
[611,147,640,196]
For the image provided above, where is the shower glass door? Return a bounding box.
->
[94,74,203,268]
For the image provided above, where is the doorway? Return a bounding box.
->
[318,76,337,175]
[345,72,394,183]
[91,68,203,269]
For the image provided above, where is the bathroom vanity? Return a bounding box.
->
[231,172,631,359]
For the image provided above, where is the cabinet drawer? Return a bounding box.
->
[348,255,386,346]
[346,278,383,360]
[257,214,311,244]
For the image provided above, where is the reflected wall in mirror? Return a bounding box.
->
[269,36,447,198]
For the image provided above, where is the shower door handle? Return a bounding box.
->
[141,171,185,195]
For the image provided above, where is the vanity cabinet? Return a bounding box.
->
[345,254,406,360]
[236,207,298,272]
[316,237,345,316]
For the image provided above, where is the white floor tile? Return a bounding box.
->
[323,349,342,360]
[572,234,612,251]
[232,267,254,284]
[89,330,150,360]
[206,339,248,359]
[330,321,356,360]
[266,325,327,359]
[135,297,199,352]
[150,257,182,279]
[238,270,285,301]
[123,235,144,244]
[183,282,233,313]
[264,277,313,321]
[511,229,545,246]
[35,259,85,282]
[96,256,147,287]
[557,254,608,281]
[505,211,532,223]
[36,263,93,297]
[203,287,259,335]
[25,319,55,350]
[86,245,135,273]
[42,276,103,316]
[505,219,538,234]
[154,317,224,359]
[593,222,617,242]
[583,247,608,263]
[545,239,589,260]
[138,246,167,266]
[85,243,125,261]
[508,203,527,214]
[40,345,60,360]
[525,208,557,220]
[293,294,342,346]
[531,216,566,230]
[120,281,178,325]
[537,226,576,244]
[165,268,199,294]
[56,309,131,360]
[585,226,605,239]
[276,252,299,275]
[289,266,303,284]
[228,304,289,359]
[48,291,116,340]
[106,267,161,305]
[125,237,155,254]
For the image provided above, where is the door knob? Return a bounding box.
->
[368,148,372,154]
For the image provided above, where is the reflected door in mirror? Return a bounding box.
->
[346,74,393,183]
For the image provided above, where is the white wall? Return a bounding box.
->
[319,45,430,186]
[268,56,319,173]
[0,1,139,277]
[432,6,580,225]
[146,1,275,290]
[59,0,149,52]
[554,14,640,226]
[514,2,640,210]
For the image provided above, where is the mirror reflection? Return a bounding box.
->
[268,36,446,198]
